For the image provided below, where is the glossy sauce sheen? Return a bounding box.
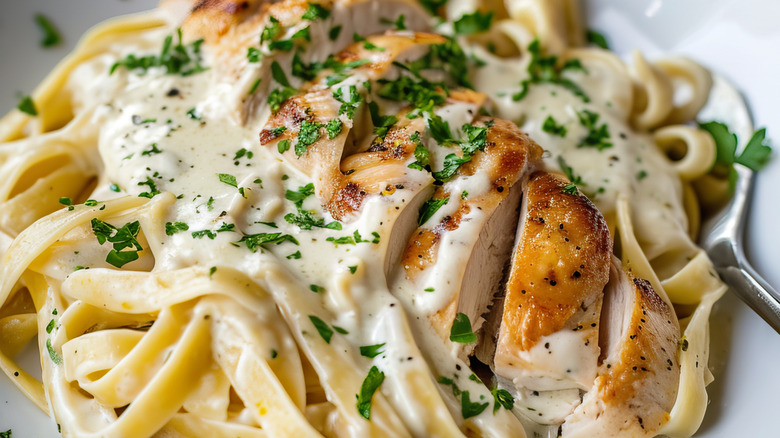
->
[56,5,692,435]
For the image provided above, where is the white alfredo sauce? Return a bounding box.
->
[57,14,694,437]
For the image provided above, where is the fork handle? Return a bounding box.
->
[718,263,780,333]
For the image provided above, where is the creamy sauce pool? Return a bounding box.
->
[60,19,693,436]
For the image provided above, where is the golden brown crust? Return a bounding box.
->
[501,171,612,350]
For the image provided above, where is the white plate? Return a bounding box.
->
[1,0,778,436]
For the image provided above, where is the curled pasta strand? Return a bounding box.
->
[653,124,716,181]
[562,47,634,119]
[654,57,713,125]
[629,50,675,131]
[503,0,569,54]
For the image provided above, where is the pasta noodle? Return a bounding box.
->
[0,0,738,437]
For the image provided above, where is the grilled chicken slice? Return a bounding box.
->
[490,172,612,398]
[258,33,448,220]
[561,257,680,437]
[393,118,543,357]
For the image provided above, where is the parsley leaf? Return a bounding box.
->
[46,339,62,365]
[285,183,316,207]
[360,343,386,358]
[329,25,342,41]
[419,0,448,16]
[35,14,61,47]
[16,96,37,116]
[542,115,567,137]
[326,119,343,139]
[461,391,489,419]
[557,156,586,187]
[165,221,189,235]
[586,30,610,50]
[418,196,448,226]
[91,219,143,268]
[491,388,514,413]
[453,11,493,35]
[368,101,398,139]
[309,315,334,343]
[295,121,323,156]
[513,39,589,103]
[302,3,331,21]
[236,232,299,252]
[333,85,363,118]
[577,110,612,150]
[137,176,160,198]
[356,366,385,419]
[700,121,772,188]
[218,173,238,187]
[407,132,431,171]
[110,28,206,76]
[353,33,385,51]
[449,312,477,343]
[278,139,291,153]
[261,16,282,44]
[738,128,772,170]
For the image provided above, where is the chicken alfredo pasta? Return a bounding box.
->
[0,0,733,436]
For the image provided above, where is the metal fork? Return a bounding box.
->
[698,75,780,333]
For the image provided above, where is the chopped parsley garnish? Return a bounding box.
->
[333,325,349,334]
[248,78,262,95]
[326,230,380,247]
[16,96,37,116]
[192,229,217,239]
[562,184,578,195]
[268,61,297,113]
[368,101,398,139]
[278,139,291,153]
[141,143,162,156]
[407,132,431,171]
[460,391,489,419]
[269,39,294,52]
[360,343,386,358]
[287,250,302,259]
[0,429,11,438]
[261,16,282,44]
[90,218,143,268]
[542,115,567,137]
[428,115,456,146]
[557,156,586,188]
[348,265,358,274]
[431,122,491,182]
[460,191,468,199]
[309,315,334,343]
[326,119,343,139]
[310,284,325,293]
[381,15,407,30]
[209,266,217,277]
[353,33,385,51]
[286,183,316,207]
[418,196,448,226]
[577,110,612,150]
[419,0,448,16]
[700,121,772,188]
[491,388,515,413]
[295,120,323,156]
[302,3,331,21]
[513,39,589,102]
[59,197,72,206]
[637,170,648,180]
[35,14,61,47]
[46,319,56,334]
[46,339,62,365]
[356,366,385,419]
[138,176,160,198]
[377,75,446,119]
[329,25,342,41]
[165,221,189,235]
[295,120,323,157]
[236,232,299,252]
[449,312,477,343]
[285,209,342,230]
[586,30,610,50]
[132,115,156,125]
[333,85,363,119]
[110,28,206,76]
[186,107,201,120]
[453,11,493,35]
[247,47,262,62]
[109,184,121,192]
[218,173,238,187]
